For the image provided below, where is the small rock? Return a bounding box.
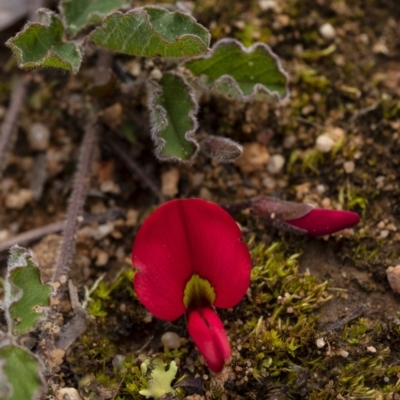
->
[161,332,181,349]
[56,388,83,400]
[112,354,126,369]
[235,143,269,173]
[161,168,180,197]
[150,68,163,80]
[5,189,33,209]
[343,160,355,174]
[386,265,400,294]
[367,346,377,353]
[380,229,389,239]
[315,134,334,153]
[283,134,297,149]
[319,23,336,40]
[95,250,109,267]
[339,349,349,358]
[267,154,285,174]
[126,209,139,227]
[28,122,50,151]
[94,222,114,240]
[316,337,326,348]
[258,0,277,11]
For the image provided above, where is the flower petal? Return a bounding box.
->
[285,208,360,236]
[187,307,231,373]
[132,199,252,320]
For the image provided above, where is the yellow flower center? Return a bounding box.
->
[183,274,216,309]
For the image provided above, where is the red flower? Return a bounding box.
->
[251,197,360,236]
[132,199,252,373]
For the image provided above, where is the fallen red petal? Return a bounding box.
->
[285,208,360,236]
[132,199,252,321]
[187,307,231,373]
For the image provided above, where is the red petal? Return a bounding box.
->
[132,199,251,320]
[187,307,231,373]
[285,208,360,236]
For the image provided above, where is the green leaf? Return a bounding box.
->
[6,246,52,336]
[90,6,210,57]
[0,343,46,400]
[59,0,129,37]
[6,9,82,73]
[147,73,199,161]
[139,359,177,399]
[185,38,289,101]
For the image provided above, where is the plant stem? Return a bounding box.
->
[0,208,122,253]
[52,117,99,282]
[107,139,165,203]
[0,77,28,176]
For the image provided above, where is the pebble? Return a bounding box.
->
[112,354,126,369]
[386,265,400,294]
[319,23,336,40]
[126,209,139,227]
[316,134,334,153]
[95,250,109,266]
[56,388,82,400]
[150,68,163,80]
[93,222,114,240]
[235,142,269,173]
[343,160,355,174]
[367,346,377,353]
[316,337,326,348]
[339,349,349,358]
[5,189,33,209]
[161,168,180,197]
[258,0,277,11]
[28,122,50,151]
[283,134,297,149]
[161,331,181,349]
[267,154,285,174]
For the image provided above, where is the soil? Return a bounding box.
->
[1,0,400,399]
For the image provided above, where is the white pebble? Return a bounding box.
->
[339,349,349,358]
[161,332,181,349]
[380,229,389,239]
[319,23,336,40]
[366,346,377,353]
[316,134,334,153]
[316,337,326,348]
[258,0,277,11]
[267,154,285,174]
[56,388,82,400]
[343,161,355,174]
[28,122,50,151]
[386,265,400,294]
[283,134,297,149]
[94,222,114,240]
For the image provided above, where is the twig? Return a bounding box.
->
[0,77,28,176]
[0,208,123,253]
[52,117,99,282]
[107,139,165,203]
[325,305,365,333]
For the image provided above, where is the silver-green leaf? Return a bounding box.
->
[5,246,52,336]
[5,8,82,73]
[0,342,46,400]
[59,0,129,37]
[90,6,210,57]
[147,72,199,162]
[185,38,290,101]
